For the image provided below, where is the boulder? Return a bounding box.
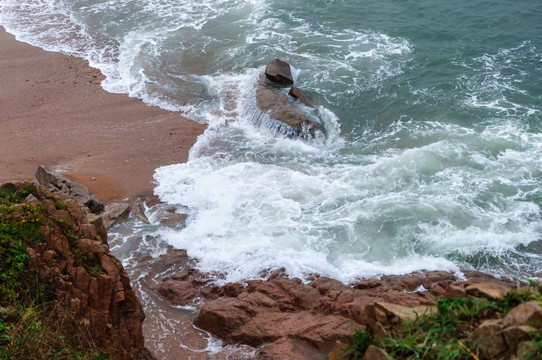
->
[465,282,510,300]
[133,198,150,224]
[289,86,315,107]
[444,284,467,299]
[366,302,435,325]
[86,214,108,243]
[265,58,294,86]
[35,165,104,214]
[100,202,131,229]
[501,325,538,354]
[502,301,542,329]
[151,205,187,229]
[471,319,507,359]
[365,301,436,338]
[256,77,321,137]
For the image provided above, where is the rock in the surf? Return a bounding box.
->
[289,86,315,107]
[256,79,321,136]
[265,58,294,86]
[257,59,321,137]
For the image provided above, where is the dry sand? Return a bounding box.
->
[0,26,206,203]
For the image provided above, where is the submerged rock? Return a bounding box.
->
[133,198,150,224]
[256,77,321,137]
[256,59,321,137]
[289,86,315,107]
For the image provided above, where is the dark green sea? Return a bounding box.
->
[2,0,542,283]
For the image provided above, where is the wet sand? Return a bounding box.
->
[0,26,206,203]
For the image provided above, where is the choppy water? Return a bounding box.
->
[2,0,542,284]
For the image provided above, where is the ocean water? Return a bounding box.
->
[2,0,542,284]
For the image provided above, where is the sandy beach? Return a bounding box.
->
[0,26,206,203]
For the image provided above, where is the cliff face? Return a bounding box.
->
[0,181,152,359]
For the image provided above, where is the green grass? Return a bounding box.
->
[0,187,46,303]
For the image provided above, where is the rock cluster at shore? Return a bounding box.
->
[0,180,153,359]
[256,58,321,137]
[150,247,528,359]
[35,165,140,231]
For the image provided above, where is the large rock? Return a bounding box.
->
[265,58,294,86]
[325,341,349,360]
[502,300,542,329]
[501,325,538,354]
[365,301,436,338]
[257,59,321,137]
[100,202,131,229]
[35,165,104,214]
[362,345,392,360]
[256,77,321,137]
[471,319,507,359]
[465,282,509,300]
[194,294,360,349]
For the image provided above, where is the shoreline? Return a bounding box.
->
[0,26,206,204]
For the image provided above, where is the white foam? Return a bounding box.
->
[153,112,542,284]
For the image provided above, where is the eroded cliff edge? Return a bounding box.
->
[0,180,153,359]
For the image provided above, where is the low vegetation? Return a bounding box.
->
[344,284,542,359]
[0,184,108,359]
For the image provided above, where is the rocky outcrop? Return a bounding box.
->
[256,59,321,137]
[153,261,517,358]
[2,181,152,359]
[36,166,134,231]
[36,165,104,214]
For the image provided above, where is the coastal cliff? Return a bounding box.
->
[0,181,152,359]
